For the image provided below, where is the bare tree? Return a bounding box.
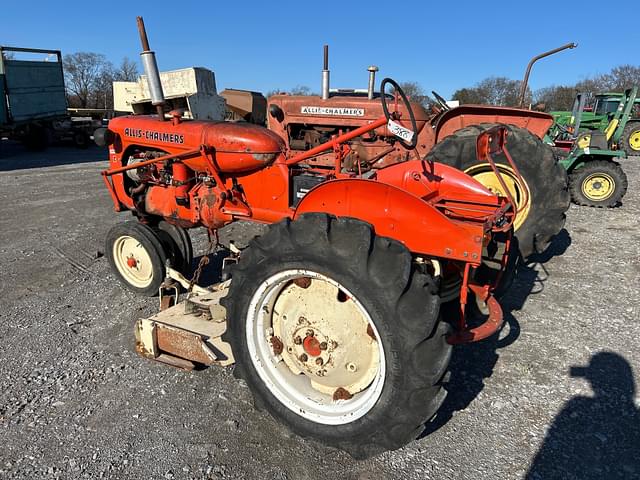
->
[452,87,485,105]
[452,76,529,107]
[63,52,113,108]
[114,57,139,82]
[265,85,315,97]
[608,65,640,91]
[290,85,314,96]
[399,81,433,110]
[93,64,115,109]
[534,85,578,111]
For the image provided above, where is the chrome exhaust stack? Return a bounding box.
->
[321,45,330,100]
[367,65,378,100]
[136,16,166,120]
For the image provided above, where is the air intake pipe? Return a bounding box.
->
[137,16,166,120]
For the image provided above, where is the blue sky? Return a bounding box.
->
[1,0,637,98]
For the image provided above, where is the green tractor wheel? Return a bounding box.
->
[621,122,640,156]
[569,160,628,208]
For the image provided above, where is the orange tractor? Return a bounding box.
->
[264,46,569,260]
[98,18,530,457]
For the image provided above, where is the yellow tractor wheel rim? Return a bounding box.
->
[629,130,640,151]
[464,163,531,231]
[577,134,591,149]
[581,173,615,201]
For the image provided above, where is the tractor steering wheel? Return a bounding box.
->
[380,78,418,150]
[432,90,450,111]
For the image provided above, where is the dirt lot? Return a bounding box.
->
[0,141,638,480]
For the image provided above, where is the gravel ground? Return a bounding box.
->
[0,141,638,480]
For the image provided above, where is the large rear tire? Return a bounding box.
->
[221,214,451,458]
[426,123,570,259]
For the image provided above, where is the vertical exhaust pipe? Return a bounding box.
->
[367,65,378,100]
[321,45,330,100]
[136,16,166,120]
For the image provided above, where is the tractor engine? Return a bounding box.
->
[268,93,431,171]
[102,115,286,230]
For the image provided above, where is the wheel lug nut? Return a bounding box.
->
[315,358,324,366]
[346,362,357,372]
[319,342,328,350]
[294,336,302,345]
[299,353,308,362]
[306,329,314,337]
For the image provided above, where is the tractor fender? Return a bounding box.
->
[375,159,495,200]
[293,178,485,263]
[434,105,554,142]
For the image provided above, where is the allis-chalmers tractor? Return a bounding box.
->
[99,18,528,458]
[264,47,570,260]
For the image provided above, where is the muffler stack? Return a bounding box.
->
[321,45,330,100]
[137,16,166,120]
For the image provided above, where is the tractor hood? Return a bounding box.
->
[108,115,285,173]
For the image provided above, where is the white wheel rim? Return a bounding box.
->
[246,269,386,425]
[112,235,154,288]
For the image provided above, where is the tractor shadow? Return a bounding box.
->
[421,229,572,437]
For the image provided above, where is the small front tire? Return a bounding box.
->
[154,221,193,274]
[621,122,640,156]
[106,221,167,296]
[569,160,628,208]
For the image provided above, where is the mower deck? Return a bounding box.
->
[134,268,234,370]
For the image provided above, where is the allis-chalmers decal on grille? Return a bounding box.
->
[124,128,185,144]
[300,106,365,117]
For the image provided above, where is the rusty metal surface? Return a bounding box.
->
[156,325,217,366]
[432,105,554,142]
[332,387,353,401]
[447,285,505,344]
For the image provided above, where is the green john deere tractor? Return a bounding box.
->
[547,91,631,207]
[550,88,640,155]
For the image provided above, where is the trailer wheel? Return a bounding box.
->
[106,221,167,296]
[621,122,640,156]
[426,123,570,259]
[569,160,628,208]
[154,221,193,274]
[73,131,89,149]
[221,214,451,458]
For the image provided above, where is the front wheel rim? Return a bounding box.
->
[245,269,385,425]
[582,173,615,201]
[112,235,154,288]
[464,163,531,231]
[629,130,640,151]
